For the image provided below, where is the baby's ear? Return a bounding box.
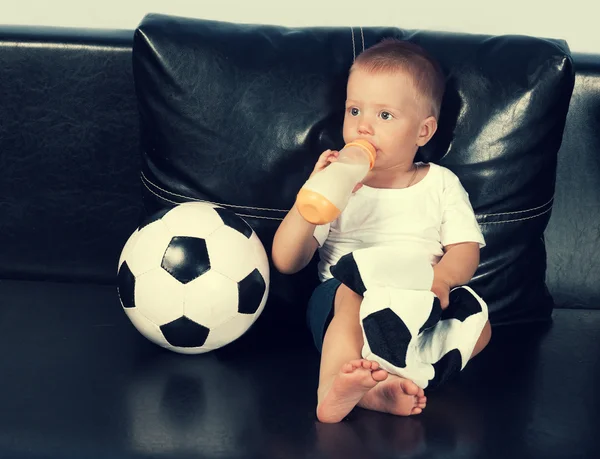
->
[417,116,438,147]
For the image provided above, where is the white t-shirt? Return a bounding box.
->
[313,163,486,282]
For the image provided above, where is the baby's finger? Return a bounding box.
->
[319,149,332,159]
[316,150,331,164]
[440,294,450,309]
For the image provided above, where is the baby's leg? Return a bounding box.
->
[416,287,492,390]
[355,313,492,415]
[316,283,388,423]
[471,320,492,359]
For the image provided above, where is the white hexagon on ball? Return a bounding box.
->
[135,267,186,325]
[124,307,172,349]
[202,310,261,351]
[125,220,174,278]
[184,270,239,329]
[207,225,258,282]
[161,201,223,238]
[118,227,141,271]
[249,231,270,287]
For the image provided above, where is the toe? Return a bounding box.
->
[411,407,423,415]
[349,359,364,369]
[372,369,389,382]
[400,379,420,396]
[341,363,355,373]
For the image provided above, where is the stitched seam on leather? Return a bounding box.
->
[351,26,365,62]
[477,196,554,217]
[142,171,553,222]
[360,27,365,53]
[478,206,552,224]
[141,178,285,221]
[141,172,288,213]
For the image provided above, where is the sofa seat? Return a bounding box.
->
[1,279,597,458]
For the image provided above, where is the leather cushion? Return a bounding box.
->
[544,54,600,309]
[132,13,575,326]
[0,27,141,284]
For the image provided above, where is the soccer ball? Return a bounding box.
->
[116,202,270,354]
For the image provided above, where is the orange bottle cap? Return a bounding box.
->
[296,188,341,225]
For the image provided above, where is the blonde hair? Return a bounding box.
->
[351,38,446,119]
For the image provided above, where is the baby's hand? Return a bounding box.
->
[310,149,363,193]
[310,149,339,178]
[431,278,451,309]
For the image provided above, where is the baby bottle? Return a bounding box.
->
[296,139,377,225]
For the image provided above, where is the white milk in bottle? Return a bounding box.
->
[296,139,376,224]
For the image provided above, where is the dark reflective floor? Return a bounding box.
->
[1,279,598,459]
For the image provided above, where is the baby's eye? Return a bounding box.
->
[349,107,360,116]
[380,111,393,120]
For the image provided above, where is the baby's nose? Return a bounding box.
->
[358,121,374,135]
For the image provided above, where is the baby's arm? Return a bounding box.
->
[431,242,480,308]
[272,204,319,274]
[272,149,338,274]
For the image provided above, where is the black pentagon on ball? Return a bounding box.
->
[214,207,252,239]
[161,236,210,284]
[362,308,412,368]
[160,316,210,348]
[117,261,136,308]
[238,268,266,314]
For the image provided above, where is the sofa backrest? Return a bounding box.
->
[0,26,141,283]
[0,21,598,317]
[544,53,600,309]
[132,14,574,326]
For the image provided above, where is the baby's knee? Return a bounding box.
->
[470,321,492,359]
[333,283,363,315]
[481,320,492,346]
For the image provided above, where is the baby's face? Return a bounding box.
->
[343,68,428,170]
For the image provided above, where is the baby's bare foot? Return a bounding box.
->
[317,359,388,423]
[358,374,426,416]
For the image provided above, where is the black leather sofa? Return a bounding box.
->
[1,14,599,459]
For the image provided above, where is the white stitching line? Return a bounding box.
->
[478,206,552,224]
[351,27,356,61]
[142,171,554,221]
[141,177,285,221]
[141,172,288,213]
[360,26,365,53]
[477,196,554,218]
